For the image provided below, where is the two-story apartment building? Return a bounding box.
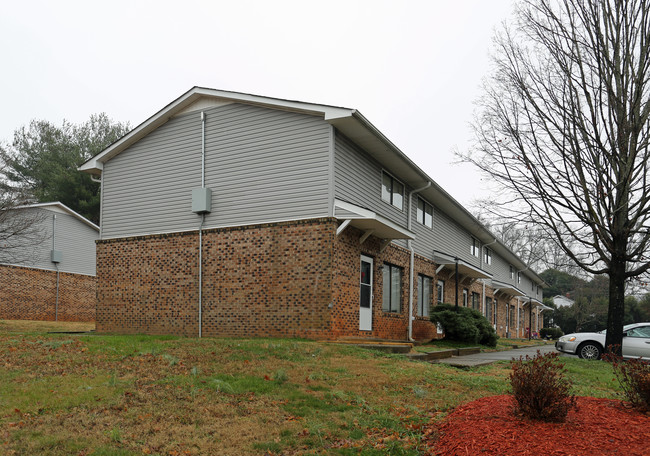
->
[79,87,545,340]
[0,202,98,322]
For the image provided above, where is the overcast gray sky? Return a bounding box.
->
[0,0,515,207]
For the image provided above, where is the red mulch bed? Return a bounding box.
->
[424,395,650,456]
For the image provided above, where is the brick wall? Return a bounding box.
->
[0,264,96,322]
[96,219,336,338]
[95,216,526,342]
[332,225,440,342]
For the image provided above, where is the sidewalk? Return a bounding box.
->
[434,343,557,367]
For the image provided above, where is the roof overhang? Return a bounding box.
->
[432,251,492,280]
[13,202,99,231]
[519,297,545,307]
[79,86,355,175]
[335,200,414,240]
[491,280,526,297]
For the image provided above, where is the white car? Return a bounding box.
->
[555,322,650,360]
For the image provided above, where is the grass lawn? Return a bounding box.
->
[0,321,622,455]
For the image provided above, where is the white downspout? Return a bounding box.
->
[480,238,497,318]
[52,214,59,321]
[407,182,431,341]
[198,111,206,338]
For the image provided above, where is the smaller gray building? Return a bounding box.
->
[0,202,99,322]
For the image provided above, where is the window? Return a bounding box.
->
[381,172,404,210]
[510,265,514,280]
[417,275,432,317]
[470,237,480,257]
[382,264,402,313]
[486,297,493,321]
[471,292,480,310]
[627,325,650,338]
[484,247,492,265]
[494,298,498,325]
[509,305,516,329]
[517,271,521,284]
[417,198,433,228]
[436,280,445,304]
[462,289,469,307]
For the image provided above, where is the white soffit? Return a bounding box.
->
[491,280,526,297]
[334,199,414,240]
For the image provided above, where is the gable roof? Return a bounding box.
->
[15,202,99,232]
[79,86,545,286]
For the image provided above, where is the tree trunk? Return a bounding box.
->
[605,254,626,356]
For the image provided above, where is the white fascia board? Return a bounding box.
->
[432,251,492,280]
[491,280,526,297]
[79,87,355,175]
[13,202,99,231]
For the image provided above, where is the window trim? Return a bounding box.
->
[470,237,480,257]
[471,291,480,310]
[416,197,434,229]
[381,171,405,210]
[382,263,402,313]
[417,274,432,317]
[484,247,492,265]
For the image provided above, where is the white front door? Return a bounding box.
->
[359,255,373,331]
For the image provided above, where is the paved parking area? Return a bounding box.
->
[435,343,558,367]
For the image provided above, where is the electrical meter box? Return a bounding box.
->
[51,250,63,263]
[192,187,212,214]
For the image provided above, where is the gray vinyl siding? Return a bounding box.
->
[101,103,331,239]
[1,208,97,275]
[54,211,98,275]
[410,196,436,261]
[431,207,481,267]
[491,252,514,285]
[334,133,408,248]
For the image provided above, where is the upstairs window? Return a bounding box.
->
[484,247,492,265]
[517,271,521,284]
[417,198,433,228]
[381,172,404,210]
[510,265,514,280]
[470,237,480,257]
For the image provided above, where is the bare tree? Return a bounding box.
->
[0,160,47,265]
[462,0,650,354]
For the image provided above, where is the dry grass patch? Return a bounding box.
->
[0,330,620,455]
[0,319,95,333]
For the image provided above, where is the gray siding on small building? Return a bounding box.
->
[101,103,332,239]
[1,207,97,275]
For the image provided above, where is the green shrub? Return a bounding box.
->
[604,353,650,411]
[540,327,564,340]
[430,303,498,347]
[510,351,575,422]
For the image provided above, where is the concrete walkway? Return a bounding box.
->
[434,343,557,367]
